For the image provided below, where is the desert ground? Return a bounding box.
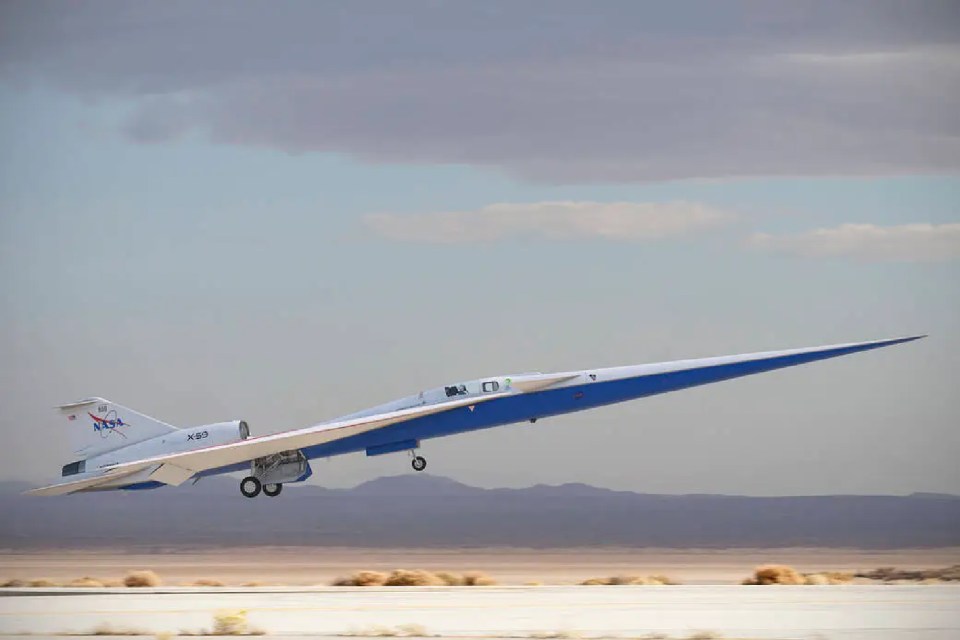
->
[1,546,958,586]
[2,584,959,639]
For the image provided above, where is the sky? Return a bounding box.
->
[0,1,958,496]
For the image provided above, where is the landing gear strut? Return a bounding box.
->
[411,455,427,472]
[240,476,261,498]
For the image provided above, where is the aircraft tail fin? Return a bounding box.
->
[58,397,179,458]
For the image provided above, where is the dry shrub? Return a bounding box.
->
[856,565,960,582]
[4,578,58,588]
[27,578,57,587]
[188,579,226,587]
[803,573,853,585]
[462,571,496,586]
[384,569,445,587]
[124,569,161,587]
[333,571,389,587]
[745,565,857,586]
[580,574,677,586]
[90,623,151,635]
[334,569,495,587]
[343,624,428,637]
[435,572,464,586]
[241,581,269,587]
[212,609,258,635]
[395,624,428,637]
[68,576,106,588]
[742,564,806,585]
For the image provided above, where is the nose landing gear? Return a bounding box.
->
[407,447,427,472]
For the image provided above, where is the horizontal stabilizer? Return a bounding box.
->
[25,467,144,496]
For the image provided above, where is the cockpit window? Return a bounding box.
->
[444,384,468,397]
[482,381,499,393]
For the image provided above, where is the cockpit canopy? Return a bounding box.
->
[444,384,468,397]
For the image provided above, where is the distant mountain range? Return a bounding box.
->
[1,475,958,549]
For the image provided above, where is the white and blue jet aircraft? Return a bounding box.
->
[30,335,923,498]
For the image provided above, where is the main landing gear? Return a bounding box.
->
[240,476,283,498]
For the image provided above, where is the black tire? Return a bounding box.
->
[411,455,427,472]
[240,476,262,498]
[263,483,283,497]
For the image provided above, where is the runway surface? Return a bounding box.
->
[1,585,959,639]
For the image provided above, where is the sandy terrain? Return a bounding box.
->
[1,546,957,586]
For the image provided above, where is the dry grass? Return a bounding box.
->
[212,610,257,635]
[333,569,496,587]
[742,564,806,585]
[742,564,855,585]
[384,569,446,587]
[178,610,266,636]
[186,579,226,587]
[855,565,960,582]
[3,576,125,588]
[341,623,430,637]
[86,623,152,635]
[580,574,677,585]
[3,577,61,587]
[124,569,162,587]
[68,577,107,588]
[803,572,855,585]
[434,571,463,586]
[333,570,389,586]
[27,578,57,587]
[462,571,496,586]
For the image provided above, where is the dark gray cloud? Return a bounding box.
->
[3,1,959,182]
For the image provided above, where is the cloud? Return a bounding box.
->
[363,201,734,244]
[748,223,960,262]
[2,1,959,182]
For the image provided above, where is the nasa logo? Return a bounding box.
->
[88,411,128,439]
